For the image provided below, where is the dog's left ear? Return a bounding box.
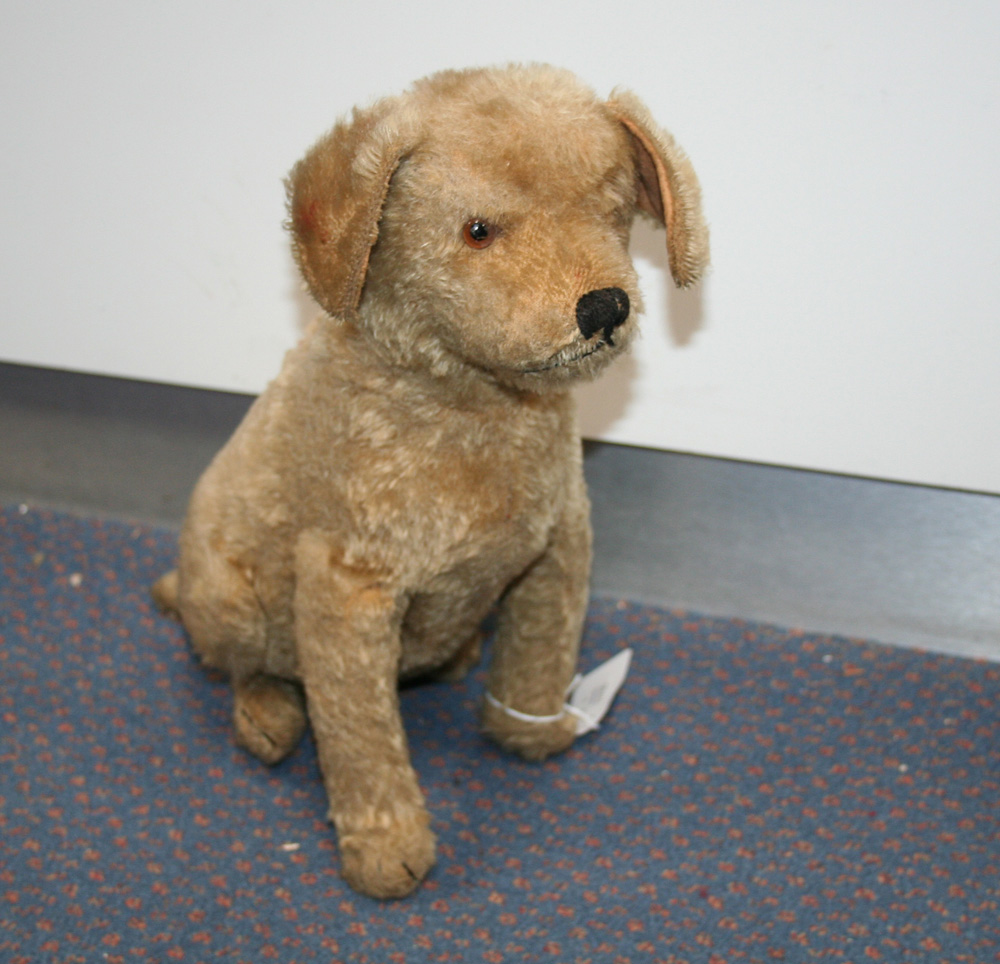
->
[608,91,709,288]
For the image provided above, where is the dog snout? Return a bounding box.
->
[576,287,630,344]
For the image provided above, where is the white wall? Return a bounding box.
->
[3,1,998,494]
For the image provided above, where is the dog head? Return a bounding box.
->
[288,65,708,392]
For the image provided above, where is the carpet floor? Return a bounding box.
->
[1,504,998,964]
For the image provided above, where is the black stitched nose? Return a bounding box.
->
[576,287,630,344]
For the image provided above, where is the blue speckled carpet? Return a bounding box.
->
[2,504,998,963]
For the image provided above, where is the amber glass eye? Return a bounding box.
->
[462,218,497,249]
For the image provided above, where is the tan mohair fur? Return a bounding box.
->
[153,64,708,899]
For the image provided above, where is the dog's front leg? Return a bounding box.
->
[293,531,435,899]
[482,496,592,761]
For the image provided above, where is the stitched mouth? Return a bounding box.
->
[522,341,606,375]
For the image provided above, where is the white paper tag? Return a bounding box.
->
[566,648,633,735]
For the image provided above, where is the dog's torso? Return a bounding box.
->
[175,317,586,680]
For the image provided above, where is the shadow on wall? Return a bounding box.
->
[630,216,706,348]
[576,218,707,439]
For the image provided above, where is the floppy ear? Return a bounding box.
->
[286,99,417,316]
[607,91,709,288]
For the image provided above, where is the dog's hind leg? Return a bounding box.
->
[429,628,483,682]
[170,540,306,762]
[232,674,307,765]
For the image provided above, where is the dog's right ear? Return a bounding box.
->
[287,99,417,316]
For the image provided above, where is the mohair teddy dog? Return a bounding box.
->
[154,64,708,899]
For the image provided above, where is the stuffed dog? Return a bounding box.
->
[154,64,708,899]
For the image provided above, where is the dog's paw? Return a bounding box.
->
[432,631,484,683]
[481,697,578,762]
[338,814,436,899]
[233,675,308,765]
